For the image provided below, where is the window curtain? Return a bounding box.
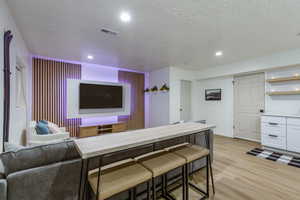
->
[3,30,13,150]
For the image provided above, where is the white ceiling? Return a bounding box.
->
[7,0,300,71]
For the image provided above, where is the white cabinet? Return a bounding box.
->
[287,118,300,153]
[261,115,300,153]
[261,116,286,150]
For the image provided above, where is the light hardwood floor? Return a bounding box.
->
[172,135,300,200]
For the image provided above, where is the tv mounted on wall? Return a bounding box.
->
[205,89,222,101]
[79,83,123,109]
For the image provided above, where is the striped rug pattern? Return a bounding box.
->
[247,148,300,168]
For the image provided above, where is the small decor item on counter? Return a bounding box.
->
[160,83,170,92]
[144,88,150,93]
[151,86,158,92]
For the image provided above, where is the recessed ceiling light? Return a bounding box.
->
[87,55,94,60]
[120,12,131,23]
[215,51,223,57]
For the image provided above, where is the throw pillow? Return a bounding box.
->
[48,125,60,134]
[39,120,48,124]
[35,121,50,135]
[48,122,60,134]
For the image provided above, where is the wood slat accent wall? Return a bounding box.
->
[118,71,145,130]
[32,58,82,137]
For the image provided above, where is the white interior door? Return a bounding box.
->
[234,73,265,142]
[180,80,192,122]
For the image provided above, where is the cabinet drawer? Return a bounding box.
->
[287,118,300,126]
[261,124,286,137]
[262,134,286,150]
[287,125,300,153]
[261,116,286,125]
[112,123,127,133]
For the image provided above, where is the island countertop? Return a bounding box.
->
[74,122,216,159]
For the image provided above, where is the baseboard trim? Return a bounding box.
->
[234,136,261,143]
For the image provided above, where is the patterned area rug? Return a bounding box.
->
[247,148,300,168]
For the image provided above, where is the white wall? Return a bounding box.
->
[197,48,300,79]
[149,68,170,127]
[190,48,300,139]
[193,76,234,137]
[0,0,31,151]
[81,63,119,83]
[265,66,300,115]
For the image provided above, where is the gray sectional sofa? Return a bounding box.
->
[0,131,213,200]
[0,141,82,200]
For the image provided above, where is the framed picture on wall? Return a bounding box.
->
[205,89,221,101]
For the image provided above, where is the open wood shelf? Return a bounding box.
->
[79,122,127,138]
[266,91,300,96]
[266,76,300,83]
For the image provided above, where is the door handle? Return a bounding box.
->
[268,122,278,126]
[260,109,264,113]
[268,134,278,138]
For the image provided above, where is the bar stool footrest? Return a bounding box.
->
[189,183,209,199]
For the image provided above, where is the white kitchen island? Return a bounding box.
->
[74,122,216,200]
[75,122,216,159]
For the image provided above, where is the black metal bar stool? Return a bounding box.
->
[88,159,152,200]
[166,144,215,199]
[135,150,187,200]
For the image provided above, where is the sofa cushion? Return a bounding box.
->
[4,143,25,152]
[0,159,5,179]
[0,179,7,200]
[0,141,80,176]
[7,159,81,200]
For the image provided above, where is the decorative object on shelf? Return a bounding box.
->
[205,89,221,101]
[151,86,158,92]
[160,83,170,92]
[144,88,150,93]
[3,30,13,151]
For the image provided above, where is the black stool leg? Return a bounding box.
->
[147,181,151,200]
[162,175,166,196]
[129,188,134,200]
[182,165,186,200]
[208,155,215,195]
[206,156,210,197]
[152,177,156,200]
[185,164,189,200]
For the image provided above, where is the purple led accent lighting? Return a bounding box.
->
[31,55,150,127]
[81,116,118,126]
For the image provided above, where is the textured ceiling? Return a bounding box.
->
[7,0,300,71]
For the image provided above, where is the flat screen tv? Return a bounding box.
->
[80,83,123,109]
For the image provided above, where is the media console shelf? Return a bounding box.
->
[79,121,127,138]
